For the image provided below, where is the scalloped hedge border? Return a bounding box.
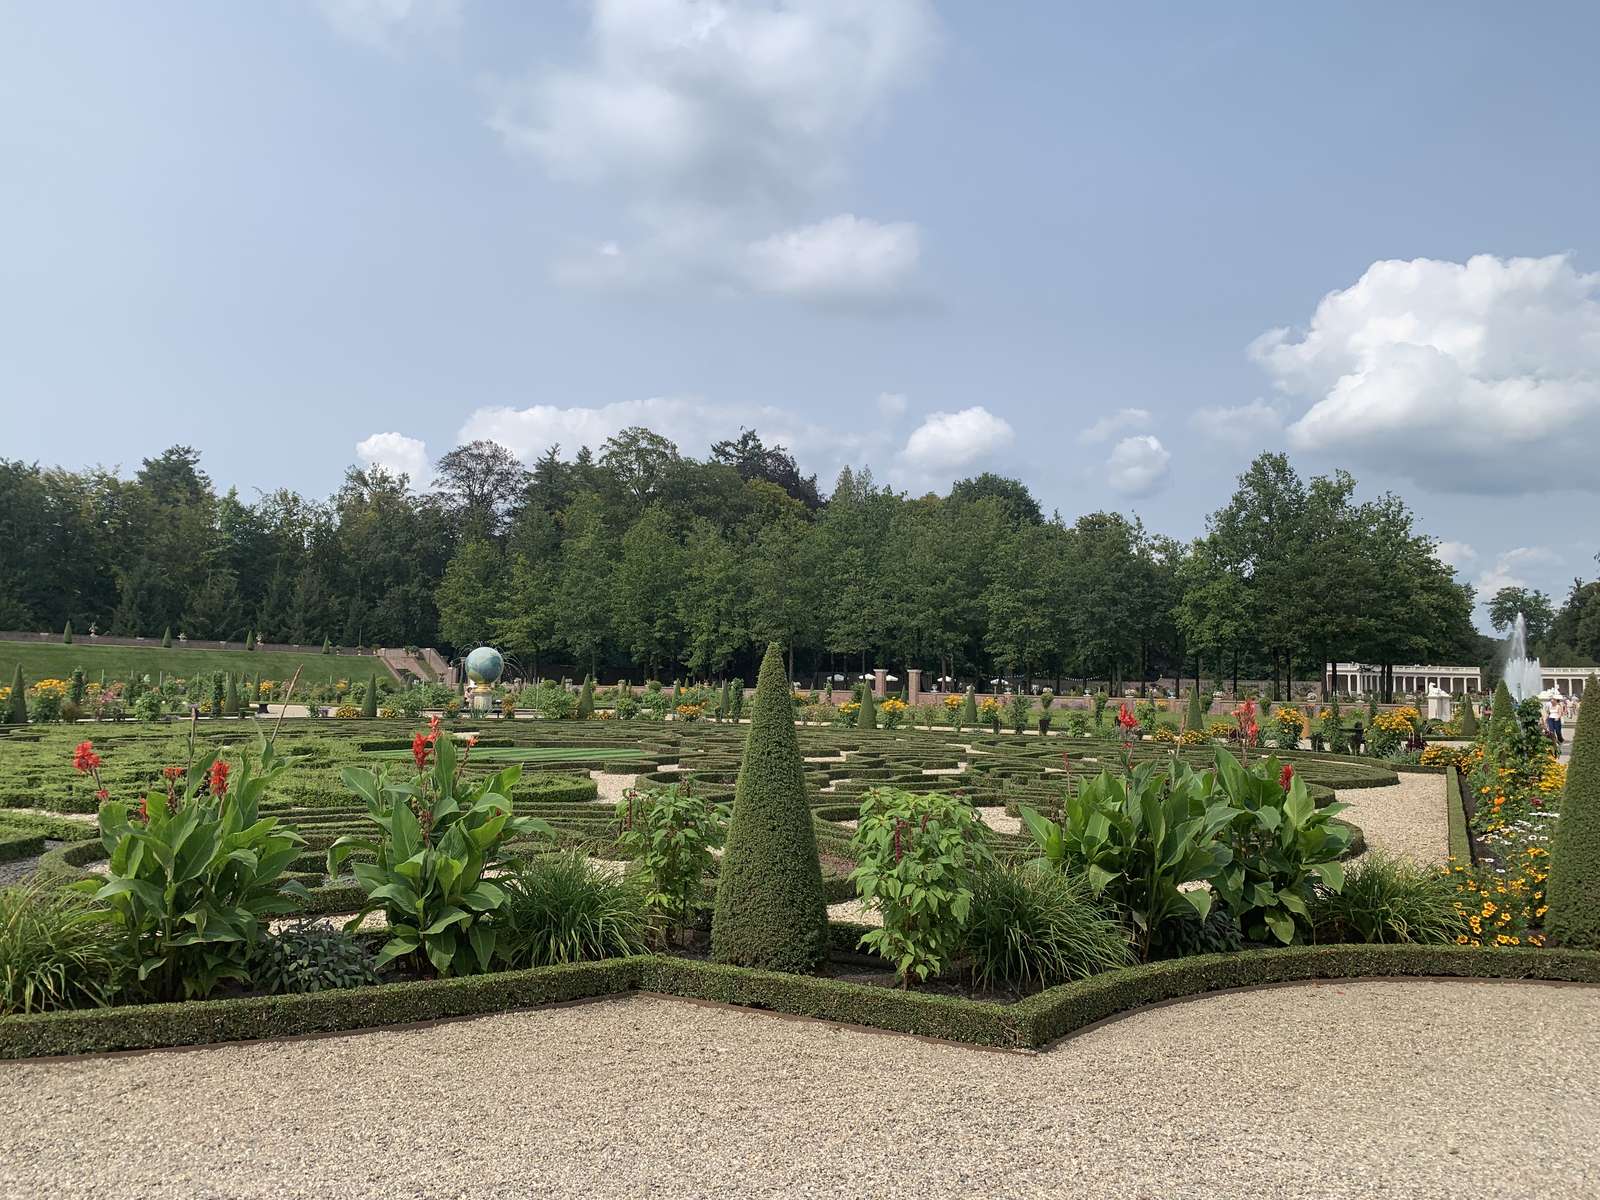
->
[4,941,1596,1060]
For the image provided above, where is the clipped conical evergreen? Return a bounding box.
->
[321,636,332,655]
[719,679,732,722]
[857,685,877,730]
[730,678,745,720]
[1490,680,1515,744]
[224,673,240,717]
[161,626,172,648]
[5,666,27,724]
[577,676,595,719]
[1459,696,1479,738]
[711,643,828,972]
[1185,689,1206,733]
[245,631,256,651]
[1367,694,1379,722]
[962,686,978,727]
[1548,675,1600,948]
[62,620,73,644]
[361,671,378,718]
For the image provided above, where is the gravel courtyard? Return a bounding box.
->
[3,979,1596,1200]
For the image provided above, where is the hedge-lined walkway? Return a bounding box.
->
[1329,770,1450,865]
[3,978,1596,1198]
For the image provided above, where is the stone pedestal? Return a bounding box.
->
[469,685,495,713]
[873,668,887,698]
[1425,685,1452,722]
[907,668,923,705]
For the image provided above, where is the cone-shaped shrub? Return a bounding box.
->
[321,636,332,655]
[1459,696,1479,738]
[1548,676,1600,948]
[224,672,239,716]
[1185,689,1205,732]
[1367,694,1378,721]
[62,620,73,644]
[857,685,877,730]
[711,642,828,972]
[962,686,978,727]
[577,676,595,719]
[5,666,26,724]
[731,678,745,719]
[161,626,172,648]
[1490,680,1515,745]
[245,630,256,650]
[719,679,731,721]
[361,672,378,718]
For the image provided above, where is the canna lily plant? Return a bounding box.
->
[329,721,552,976]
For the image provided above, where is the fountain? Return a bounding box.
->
[1502,612,1544,702]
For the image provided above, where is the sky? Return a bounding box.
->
[3,1,1599,628]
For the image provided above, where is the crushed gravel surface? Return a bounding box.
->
[588,770,636,805]
[1330,770,1449,865]
[1,980,1595,1199]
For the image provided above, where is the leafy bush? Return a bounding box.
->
[1021,761,1234,960]
[330,726,551,976]
[711,643,830,973]
[1549,675,1600,948]
[77,739,307,1000]
[534,683,577,721]
[965,862,1130,991]
[850,786,992,985]
[615,784,725,944]
[131,690,163,723]
[497,852,648,966]
[251,921,378,993]
[0,879,125,1014]
[1149,902,1243,960]
[1311,853,1461,945]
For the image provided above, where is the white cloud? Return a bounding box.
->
[742,215,920,304]
[1474,546,1559,598]
[876,391,909,419]
[1252,254,1600,492]
[314,0,461,53]
[355,431,432,487]
[1079,407,1152,444]
[1189,400,1285,445]
[489,0,938,302]
[1106,435,1171,498]
[1434,540,1478,571]
[898,407,1015,473]
[459,395,890,480]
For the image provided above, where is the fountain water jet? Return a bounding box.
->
[1502,612,1543,702]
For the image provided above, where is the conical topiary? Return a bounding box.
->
[577,675,595,719]
[1548,675,1600,948]
[962,686,978,727]
[1186,689,1206,733]
[362,671,378,718]
[321,636,332,655]
[857,684,877,730]
[719,679,732,722]
[62,620,73,644]
[224,672,239,717]
[161,626,172,648]
[5,666,27,724]
[1367,694,1378,722]
[731,678,745,720]
[711,642,829,973]
[1490,680,1515,744]
[1459,696,1479,738]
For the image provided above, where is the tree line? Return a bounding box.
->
[4,431,1593,695]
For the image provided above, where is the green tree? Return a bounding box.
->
[436,539,504,651]
[552,493,615,675]
[612,506,686,678]
[224,672,239,717]
[1548,676,1600,947]
[1458,696,1479,738]
[679,519,745,679]
[1486,587,1555,646]
[711,643,828,972]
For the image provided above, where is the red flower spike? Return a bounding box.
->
[72,741,101,773]
[94,788,109,801]
[208,758,230,797]
[1279,764,1295,790]
[411,732,432,771]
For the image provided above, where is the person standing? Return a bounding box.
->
[1552,696,1566,745]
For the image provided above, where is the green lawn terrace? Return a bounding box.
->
[0,638,401,690]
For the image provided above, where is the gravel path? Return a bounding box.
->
[2,980,1595,1198]
[588,770,636,805]
[1330,771,1449,865]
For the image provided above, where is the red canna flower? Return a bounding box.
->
[72,741,101,773]
[1116,704,1138,730]
[162,765,184,781]
[428,714,443,738]
[208,758,230,797]
[411,731,432,770]
[94,788,109,801]
[466,734,478,748]
[1279,764,1294,790]
[136,797,150,823]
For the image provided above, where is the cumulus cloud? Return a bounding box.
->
[1079,407,1151,444]
[898,407,1015,473]
[314,0,461,53]
[1105,435,1171,498]
[1434,540,1478,571]
[356,431,432,487]
[459,395,891,480]
[876,391,909,419]
[1251,254,1600,492]
[1474,545,1559,598]
[489,0,938,302]
[1189,400,1285,445]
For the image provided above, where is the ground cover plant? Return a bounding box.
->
[0,641,396,693]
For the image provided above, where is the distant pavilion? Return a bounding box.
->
[1325,663,1592,698]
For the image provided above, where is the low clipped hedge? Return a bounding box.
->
[1446,765,1472,865]
[0,830,46,863]
[6,939,1598,1059]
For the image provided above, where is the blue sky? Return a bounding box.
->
[3,2,1598,623]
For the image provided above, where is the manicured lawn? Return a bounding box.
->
[367,745,644,764]
[0,639,397,686]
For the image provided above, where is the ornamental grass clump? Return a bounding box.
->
[496,851,648,966]
[1310,853,1460,945]
[711,642,829,973]
[0,878,126,1014]
[850,786,992,986]
[1547,675,1600,948]
[965,863,1130,992]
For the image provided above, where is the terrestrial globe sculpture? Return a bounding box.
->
[464,645,504,713]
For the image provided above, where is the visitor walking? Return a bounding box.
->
[1551,696,1566,745]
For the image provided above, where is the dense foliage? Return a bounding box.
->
[1548,676,1600,948]
[965,863,1132,991]
[496,852,648,967]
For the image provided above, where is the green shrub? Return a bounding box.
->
[5,666,25,725]
[1549,676,1600,948]
[615,783,726,944]
[730,679,745,720]
[1149,903,1243,960]
[1091,691,1107,727]
[1459,696,1479,738]
[962,687,978,727]
[965,862,1130,991]
[576,676,595,720]
[360,672,378,719]
[850,787,991,985]
[161,626,172,649]
[856,686,876,730]
[1007,693,1031,734]
[251,921,378,993]
[497,852,648,967]
[330,732,551,976]
[77,739,307,1000]
[62,621,73,645]
[536,683,577,721]
[1185,689,1205,733]
[0,879,125,1014]
[711,642,829,973]
[1310,853,1460,945]
[131,691,163,723]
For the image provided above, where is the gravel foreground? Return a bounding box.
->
[2,980,1596,1200]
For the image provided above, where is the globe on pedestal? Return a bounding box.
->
[464,646,504,686]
